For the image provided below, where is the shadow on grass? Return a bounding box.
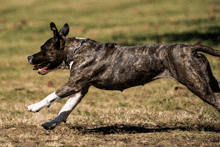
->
[69,123,220,135]
[113,26,220,47]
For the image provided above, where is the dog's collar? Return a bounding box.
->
[73,38,90,54]
[66,38,90,66]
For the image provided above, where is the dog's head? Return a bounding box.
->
[27,22,69,75]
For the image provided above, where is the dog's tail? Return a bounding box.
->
[191,45,220,57]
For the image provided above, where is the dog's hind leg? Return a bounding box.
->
[175,66,220,113]
[187,82,220,113]
[200,54,220,93]
[209,76,220,93]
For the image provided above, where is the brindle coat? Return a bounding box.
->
[27,22,220,130]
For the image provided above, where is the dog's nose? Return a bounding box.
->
[27,56,32,60]
[28,56,33,64]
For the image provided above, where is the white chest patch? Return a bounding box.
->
[69,61,74,70]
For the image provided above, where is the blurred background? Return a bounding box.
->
[0,0,219,57]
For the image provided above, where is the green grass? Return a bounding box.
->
[0,0,220,146]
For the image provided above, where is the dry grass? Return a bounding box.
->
[0,56,220,146]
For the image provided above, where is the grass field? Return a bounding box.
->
[1,0,220,146]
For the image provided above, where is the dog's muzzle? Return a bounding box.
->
[27,55,54,75]
[27,55,33,64]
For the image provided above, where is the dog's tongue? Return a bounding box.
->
[38,66,47,74]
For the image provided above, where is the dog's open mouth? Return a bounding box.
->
[33,62,51,75]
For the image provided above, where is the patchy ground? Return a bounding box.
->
[1,123,220,146]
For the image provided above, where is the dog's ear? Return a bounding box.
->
[59,23,69,37]
[50,22,59,39]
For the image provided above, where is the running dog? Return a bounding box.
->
[27,22,220,130]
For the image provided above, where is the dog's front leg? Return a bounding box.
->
[28,81,89,129]
[27,92,60,112]
[41,92,84,130]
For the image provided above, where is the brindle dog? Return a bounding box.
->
[27,22,220,130]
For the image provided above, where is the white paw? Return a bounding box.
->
[27,103,43,112]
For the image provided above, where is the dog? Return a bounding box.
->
[27,22,220,130]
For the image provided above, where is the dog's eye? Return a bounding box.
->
[41,46,47,52]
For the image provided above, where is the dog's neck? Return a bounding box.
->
[65,38,90,64]
[57,37,90,70]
